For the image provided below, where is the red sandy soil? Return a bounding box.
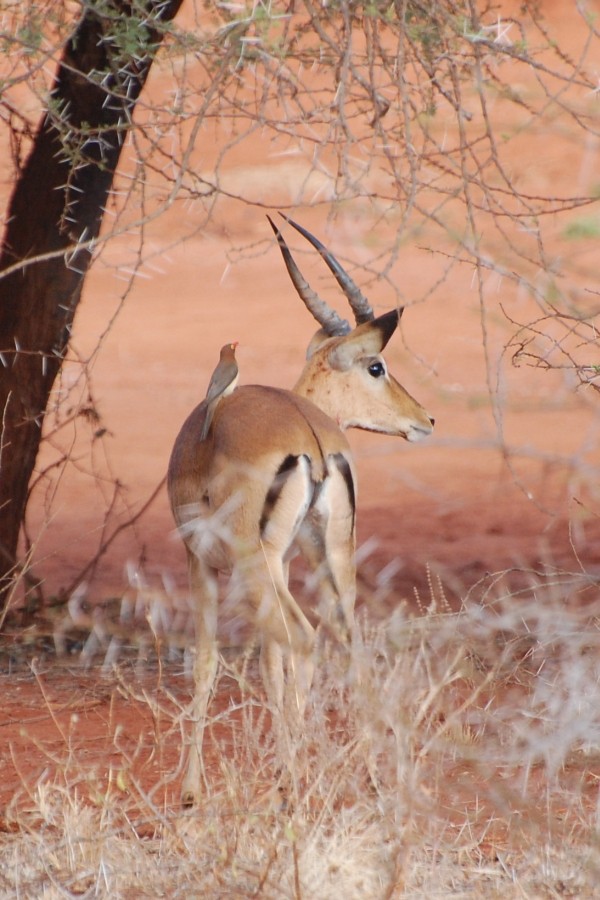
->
[21,205,598,608]
[0,1,599,818]
[2,1,594,613]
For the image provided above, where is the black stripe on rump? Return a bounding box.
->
[331,452,356,531]
[260,454,300,535]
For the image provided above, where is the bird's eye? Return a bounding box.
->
[368,361,385,379]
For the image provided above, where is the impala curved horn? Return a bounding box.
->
[267,215,350,337]
[279,213,375,326]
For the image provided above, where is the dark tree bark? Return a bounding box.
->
[0,0,184,612]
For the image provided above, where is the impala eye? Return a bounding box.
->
[368,361,385,378]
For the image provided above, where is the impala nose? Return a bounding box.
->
[406,418,434,442]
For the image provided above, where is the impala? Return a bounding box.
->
[168,215,434,805]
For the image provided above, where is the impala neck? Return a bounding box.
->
[293,366,346,430]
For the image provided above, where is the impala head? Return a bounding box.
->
[268,214,434,442]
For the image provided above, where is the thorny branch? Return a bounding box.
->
[0,0,598,603]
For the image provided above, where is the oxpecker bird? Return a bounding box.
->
[200,342,239,440]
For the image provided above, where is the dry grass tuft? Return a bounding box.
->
[2,566,600,897]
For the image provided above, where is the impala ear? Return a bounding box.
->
[328,309,403,371]
[306,328,331,359]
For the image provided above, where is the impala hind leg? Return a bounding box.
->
[260,633,314,807]
[255,561,315,804]
[259,635,315,729]
[298,455,357,644]
[236,548,315,735]
[181,550,219,807]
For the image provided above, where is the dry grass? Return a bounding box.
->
[1,566,600,897]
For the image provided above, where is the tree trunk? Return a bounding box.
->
[0,0,184,613]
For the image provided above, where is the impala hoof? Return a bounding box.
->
[181,789,197,809]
